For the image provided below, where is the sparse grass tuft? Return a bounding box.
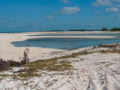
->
[99,50,120,54]
[0,48,29,71]
[17,72,41,78]
[1,43,120,79]
[98,44,119,48]
[25,58,73,72]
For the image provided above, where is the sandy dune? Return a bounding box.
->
[0,45,120,90]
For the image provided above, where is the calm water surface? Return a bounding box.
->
[11,33,120,50]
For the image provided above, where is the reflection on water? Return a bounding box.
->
[12,33,120,50]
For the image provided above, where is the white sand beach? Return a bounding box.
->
[0,32,65,61]
[0,31,117,61]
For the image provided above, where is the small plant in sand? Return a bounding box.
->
[21,48,29,64]
[0,48,29,71]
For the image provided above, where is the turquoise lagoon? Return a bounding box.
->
[11,33,120,50]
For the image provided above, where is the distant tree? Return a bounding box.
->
[110,27,120,31]
[101,27,109,31]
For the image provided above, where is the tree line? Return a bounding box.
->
[37,27,120,32]
[101,27,120,31]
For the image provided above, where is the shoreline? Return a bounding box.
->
[0,30,120,34]
[29,35,116,39]
[0,31,118,61]
[0,32,66,61]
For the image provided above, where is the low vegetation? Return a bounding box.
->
[98,43,119,48]
[0,48,29,71]
[1,43,120,78]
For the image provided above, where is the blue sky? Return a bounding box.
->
[0,0,120,31]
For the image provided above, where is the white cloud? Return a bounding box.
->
[54,12,59,15]
[0,18,14,24]
[60,0,70,4]
[116,4,120,7]
[94,10,100,13]
[90,23,95,26]
[47,16,55,19]
[92,0,112,6]
[97,17,100,20]
[113,0,120,2]
[118,15,120,18]
[59,7,80,14]
[0,19,6,24]
[106,7,119,11]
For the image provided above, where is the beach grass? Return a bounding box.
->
[1,43,120,78]
[98,43,119,48]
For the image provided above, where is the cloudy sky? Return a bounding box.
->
[0,0,120,31]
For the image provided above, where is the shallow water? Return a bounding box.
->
[11,33,120,50]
